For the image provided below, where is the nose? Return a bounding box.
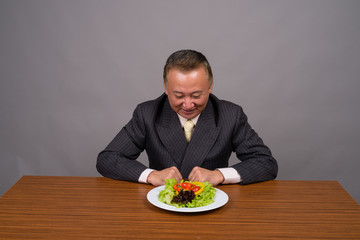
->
[182,97,194,109]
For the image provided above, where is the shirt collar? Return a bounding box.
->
[177,114,200,128]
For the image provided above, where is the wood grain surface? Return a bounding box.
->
[0,176,359,239]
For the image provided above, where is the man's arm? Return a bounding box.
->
[97,104,184,185]
[96,105,148,182]
[230,106,278,184]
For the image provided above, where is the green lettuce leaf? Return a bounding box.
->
[158,179,216,208]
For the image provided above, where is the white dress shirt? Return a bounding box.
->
[138,114,242,184]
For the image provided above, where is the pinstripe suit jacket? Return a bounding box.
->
[97,93,278,184]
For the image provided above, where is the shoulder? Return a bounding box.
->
[138,93,167,107]
[210,94,243,113]
[134,93,167,118]
[210,95,249,130]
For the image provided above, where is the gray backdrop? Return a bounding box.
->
[1,0,359,203]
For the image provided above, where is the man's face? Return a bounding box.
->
[164,67,213,119]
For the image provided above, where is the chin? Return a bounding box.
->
[181,112,197,119]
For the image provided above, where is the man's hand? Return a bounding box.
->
[188,166,224,186]
[147,166,182,186]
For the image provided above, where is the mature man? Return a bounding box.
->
[97,50,278,186]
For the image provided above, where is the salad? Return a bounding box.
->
[158,178,216,208]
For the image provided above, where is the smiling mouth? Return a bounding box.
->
[182,109,194,113]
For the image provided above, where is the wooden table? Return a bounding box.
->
[0,176,359,239]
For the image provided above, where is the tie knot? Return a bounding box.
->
[184,120,195,131]
[184,120,195,142]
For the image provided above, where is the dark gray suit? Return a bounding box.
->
[97,93,278,184]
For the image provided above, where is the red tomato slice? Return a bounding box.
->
[181,182,192,190]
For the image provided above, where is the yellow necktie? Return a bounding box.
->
[184,120,195,142]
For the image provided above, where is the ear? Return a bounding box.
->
[209,82,213,94]
[164,82,168,95]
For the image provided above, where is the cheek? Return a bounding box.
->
[170,98,183,107]
[194,99,207,107]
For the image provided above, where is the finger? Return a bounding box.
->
[188,166,197,178]
[189,166,202,181]
[171,171,182,182]
[147,171,165,186]
[168,166,182,182]
[188,169,195,181]
[175,169,183,182]
[188,171,200,182]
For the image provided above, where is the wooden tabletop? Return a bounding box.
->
[0,176,359,239]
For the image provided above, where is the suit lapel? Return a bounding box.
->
[156,99,188,167]
[180,100,221,177]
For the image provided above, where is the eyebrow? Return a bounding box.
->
[172,91,203,95]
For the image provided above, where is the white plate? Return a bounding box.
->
[147,185,229,213]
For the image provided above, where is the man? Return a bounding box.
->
[97,50,278,186]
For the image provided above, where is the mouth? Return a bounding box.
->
[181,109,196,116]
[182,108,194,113]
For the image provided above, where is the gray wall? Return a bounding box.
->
[1,0,359,203]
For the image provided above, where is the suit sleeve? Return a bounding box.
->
[230,106,278,184]
[96,105,148,182]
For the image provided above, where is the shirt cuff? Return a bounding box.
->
[217,167,241,184]
[138,168,155,184]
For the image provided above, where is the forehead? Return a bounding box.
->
[167,67,208,85]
